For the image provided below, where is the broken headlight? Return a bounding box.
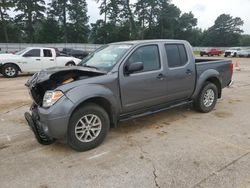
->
[43,90,64,108]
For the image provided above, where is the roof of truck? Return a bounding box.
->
[110,39,187,45]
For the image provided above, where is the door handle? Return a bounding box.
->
[50,59,54,61]
[156,73,166,80]
[186,69,193,75]
[36,59,41,61]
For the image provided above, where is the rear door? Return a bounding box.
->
[41,49,56,69]
[21,49,42,72]
[164,43,196,101]
[119,44,168,113]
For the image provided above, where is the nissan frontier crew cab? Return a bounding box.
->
[24,40,233,151]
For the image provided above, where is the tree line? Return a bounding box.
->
[0,0,250,46]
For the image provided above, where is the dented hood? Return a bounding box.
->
[25,66,107,106]
[25,66,106,88]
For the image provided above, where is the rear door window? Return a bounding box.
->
[43,49,52,57]
[165,44,188,68]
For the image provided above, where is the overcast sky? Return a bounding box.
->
[87,0,250,34]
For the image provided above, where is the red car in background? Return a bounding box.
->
[200,49,224,56]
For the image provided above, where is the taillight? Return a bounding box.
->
[230,63,234,76]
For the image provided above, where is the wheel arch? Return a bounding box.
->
[206,77,222,98]
[192,70,222,99]
[1,62,22,72]
[69,96,118,128]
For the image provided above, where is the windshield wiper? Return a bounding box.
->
[82,64,99,70]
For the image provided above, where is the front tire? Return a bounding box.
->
[68,103,110,152]
[194,82,218,113]
[2,64,19,78]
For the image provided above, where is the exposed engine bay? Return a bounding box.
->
[25,67,106,106]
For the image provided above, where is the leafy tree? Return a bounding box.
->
[35,17,62,43]
[175,12,199,45]
[202,14,244,46]
[239,34,250,46]
[184,27,203,46]
[156,1,181,38]
[95,0,107,24]
[89,19,131,44]
[1,0,249,46]
[178,12,197,32]
[89,19,106,43]
[67,0,89,43]
[146,0,159,29]
[120,0,136,39]
[97,0,121,24]
[94,0,137,41]
[135,0,148,39]
[0,0,14,43]
[49,0,70,42]
[0,20,21,43]
[14,0,46,43]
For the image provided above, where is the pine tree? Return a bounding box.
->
[49,0,70,43]
[14,0,46,43]
[68,0,89,43]
[0,0,14,43]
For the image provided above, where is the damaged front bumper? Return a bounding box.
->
[24,96,75,145]
[24,108,55,145]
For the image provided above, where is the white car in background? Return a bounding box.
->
[238,48,250,57]
[0,47,82,78]
[224,47,243,57]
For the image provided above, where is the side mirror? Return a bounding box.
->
[125,62,143,74]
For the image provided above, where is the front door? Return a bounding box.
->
[21,49,42,72]
[119,44,168,113]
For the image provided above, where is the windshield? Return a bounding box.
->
[79,44,132,72]
[15,48,28,55]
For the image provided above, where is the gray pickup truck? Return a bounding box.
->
[25,40,233,151]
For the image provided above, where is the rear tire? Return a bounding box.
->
[194,82,218,113]
[68,103,110,152]
[2,64,19,78]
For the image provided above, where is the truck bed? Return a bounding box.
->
[195,58,232,88]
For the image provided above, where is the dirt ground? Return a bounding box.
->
[0,57,250,188]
